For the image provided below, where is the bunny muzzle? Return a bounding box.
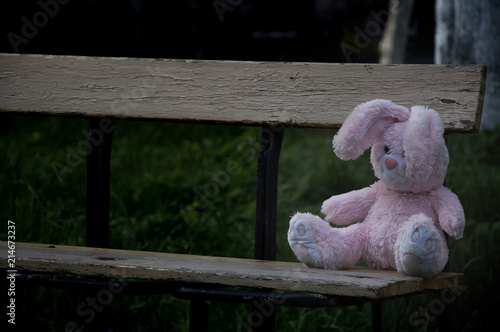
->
[379,153,414,190]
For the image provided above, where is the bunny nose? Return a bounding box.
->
[385,157,398,170]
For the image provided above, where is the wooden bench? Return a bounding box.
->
[0,53,486,331]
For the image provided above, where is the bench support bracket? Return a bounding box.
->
[254,125,285,332]
[86,118,115,248]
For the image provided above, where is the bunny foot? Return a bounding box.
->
[398,224,436,278]
[288,213,329,268]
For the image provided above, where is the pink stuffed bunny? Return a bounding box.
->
[288,99,465,278]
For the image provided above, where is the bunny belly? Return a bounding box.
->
[360,189,439,270]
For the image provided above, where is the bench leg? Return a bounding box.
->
[251,300,276,332]
[372,301,382,332]
[438,288,454,331]
[17,277,37,330]
[189,300,209,332]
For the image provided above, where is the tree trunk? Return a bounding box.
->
[379,0,415,64]
[435,0,500,130]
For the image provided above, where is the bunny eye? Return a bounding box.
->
[384,145,390,153]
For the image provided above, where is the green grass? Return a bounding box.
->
[1,114,499,331]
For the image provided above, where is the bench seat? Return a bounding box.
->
[1,241,462,300]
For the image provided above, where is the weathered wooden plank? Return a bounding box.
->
[0,242,463,299]
[0,53,485,132]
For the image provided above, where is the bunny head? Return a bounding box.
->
[333,99,449,193]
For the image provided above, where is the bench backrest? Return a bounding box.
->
[0,53,486,132]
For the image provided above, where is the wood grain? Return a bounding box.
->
[0,53,486,132]
[1,242,463,300]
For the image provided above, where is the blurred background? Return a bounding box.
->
[1,0,499,331]
[1,0,430,61]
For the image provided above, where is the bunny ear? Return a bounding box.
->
[333,99,410,160]
[404,106,447,182]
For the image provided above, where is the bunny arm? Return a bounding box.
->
[431,186,466,239]
[321,182,381,225]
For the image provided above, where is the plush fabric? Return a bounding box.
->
[288,99,465,278]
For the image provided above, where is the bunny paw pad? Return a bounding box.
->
[288,217,323,268]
